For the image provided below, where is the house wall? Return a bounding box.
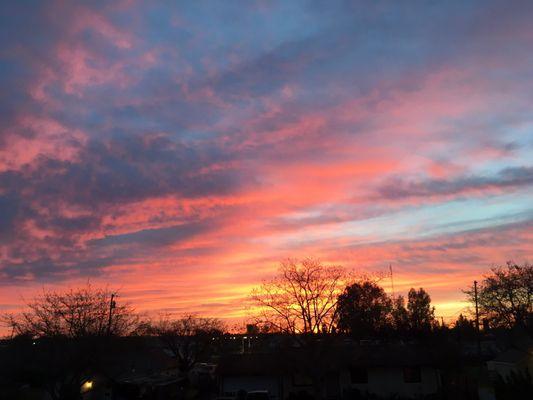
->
[220,367,441,400]
[281,372,341,399]
[282,375,313,398]
[339,366,440,398]
[221,376,282,399]
[13,386,52,400]
[487,360,530,381]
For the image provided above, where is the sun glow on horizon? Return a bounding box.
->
[0,1,531,331]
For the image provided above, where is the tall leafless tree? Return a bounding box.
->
[250,258,353,334]
[151,314,224,376]
[2,283,138,338]
[1,284,139,400]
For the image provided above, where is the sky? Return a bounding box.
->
[0,0,532,326]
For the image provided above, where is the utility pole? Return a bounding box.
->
[474,281,481,356]
[107,293,116,336]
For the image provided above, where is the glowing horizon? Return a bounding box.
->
[0,1,532,330]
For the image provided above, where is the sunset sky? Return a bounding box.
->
[1,1,532,327]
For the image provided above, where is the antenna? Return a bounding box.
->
[390,264,395,298]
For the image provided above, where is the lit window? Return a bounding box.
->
[81,380,93,393]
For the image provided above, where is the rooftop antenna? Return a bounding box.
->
[389,264,395,298]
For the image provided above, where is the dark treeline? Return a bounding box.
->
[250,258,439,339]
[250,259,532,338]
[3,260,531,340]
[0,260,531,400]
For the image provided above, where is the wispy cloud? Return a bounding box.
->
[0,0,532,321]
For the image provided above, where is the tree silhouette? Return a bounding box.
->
[2,283,138,338]
[452,314,476,341]
[391,294,410,335]
[250,258,351,334]
[336,280,392,338]
[465,262,532,328]
[151,314,224,376]
[406,287,436,333]
[1,284,138,400]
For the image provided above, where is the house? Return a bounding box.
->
[217,343,449,399]
[0,336,181,400]
[217,353,284,399]
[80,337,182,400]
[487,347,533,381]
[338,344,442,399]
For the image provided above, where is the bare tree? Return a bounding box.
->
[152,314,224,376]
[250,258,352,334]
[2,283,138,338]
[465,262,532,328]
[1,284,139,400]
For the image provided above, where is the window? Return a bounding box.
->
[403,366,421,383]
[350,367,368,384]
